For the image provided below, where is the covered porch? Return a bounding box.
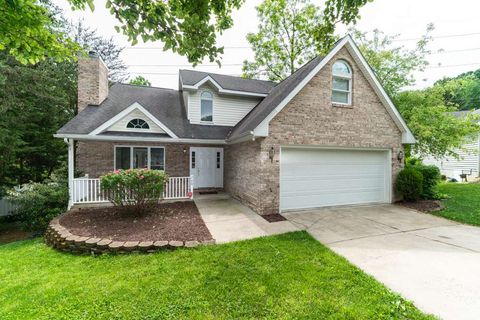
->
[65,138,225,207]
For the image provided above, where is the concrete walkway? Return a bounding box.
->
[194,193,299,243]
[283,204,480,320]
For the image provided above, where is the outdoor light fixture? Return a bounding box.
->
[397,150,404,162]
[269,147,275,162]
[183,147,187,153]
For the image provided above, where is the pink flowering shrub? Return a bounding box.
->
[100,169,167,214]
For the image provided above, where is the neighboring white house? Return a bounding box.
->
[423,110,480,181]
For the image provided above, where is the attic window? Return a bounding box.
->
[126,118,150,129]
[332,60,352,105]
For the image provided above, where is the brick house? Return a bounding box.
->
[56,36,415,214]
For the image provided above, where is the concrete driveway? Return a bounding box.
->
[284,204,480,320]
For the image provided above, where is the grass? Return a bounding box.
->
[435,182,480,226]
[0,232,432,320]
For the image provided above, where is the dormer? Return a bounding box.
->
[179,70,276,126]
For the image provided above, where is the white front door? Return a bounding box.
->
[190,147,223,188]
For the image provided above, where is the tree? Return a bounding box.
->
[2,0,371,66]
[243,0,370,81]
[0,6,128,188]
[350,25,434,97]
[395,87,480,159]
[434,70,480,111]
[129,76,151,86]
[242,0,322,81]
[0,0,80,64]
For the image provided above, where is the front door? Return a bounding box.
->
[190,147,223,188]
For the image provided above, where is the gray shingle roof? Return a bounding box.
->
[180,70,276,94]
[57,83,232,140]
[227,56,324,140]
[58,58,325,141]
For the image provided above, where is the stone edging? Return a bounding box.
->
[44,217,216,255]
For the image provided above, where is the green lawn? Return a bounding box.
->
[435,182,480,226]
[0,232,432,320]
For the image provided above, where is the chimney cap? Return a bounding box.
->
[88,50,99,58]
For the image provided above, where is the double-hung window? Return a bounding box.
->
[115,146,165,171]
[332,60,352,105]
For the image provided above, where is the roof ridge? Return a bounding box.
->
[179,69,277,85]
[114,82,178,91]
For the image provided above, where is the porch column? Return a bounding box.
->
[65,138,74,209]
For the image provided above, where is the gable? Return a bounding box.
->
[228,36,415,144]
[106,108,165,133]
[268,47,403,145]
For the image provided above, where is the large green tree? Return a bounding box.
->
[129,76,151,86]
[243,0,370,81]
[2,0,371,66]
[0,8,127,188]
[242,0,323,81]
[434,70,480,111]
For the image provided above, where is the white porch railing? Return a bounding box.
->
[72,176,194,204]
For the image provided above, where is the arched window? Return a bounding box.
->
[126,118,150,129]
[200,91,213,122]
[332,60,352,105]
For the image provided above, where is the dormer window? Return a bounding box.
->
[200,91,213,122]
[127,118,149,129]
[332,60,352,105]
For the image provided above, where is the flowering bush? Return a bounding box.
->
[100,169,167,214]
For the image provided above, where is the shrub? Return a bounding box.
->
[100,169,167,214]
[413,164,441,199]
[7,168,69,232]
[395,167,423,202]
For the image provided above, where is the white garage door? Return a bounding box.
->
[280,148,390,211]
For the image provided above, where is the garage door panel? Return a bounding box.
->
[280,148,390,211]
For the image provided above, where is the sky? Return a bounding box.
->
[53,0,480,90]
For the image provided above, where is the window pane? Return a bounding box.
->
[150,148,164,170]
[201,91,213,99]
[332,91,349,104]
[216,151,220,169]
[191,151,196,169]
[115,147,131,170]
[333,61,351,76]
[333,77,349,91]
[133,147,148,169]
[201,99,213,122]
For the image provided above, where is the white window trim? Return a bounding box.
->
[332,60,352,105]
[200,90,214,124]
[114,145,166,171]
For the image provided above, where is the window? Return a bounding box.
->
[114,146,165,170]
[191,151,196,169]
[126,118,150,129]
[200,91,213,122]
[216,151,221,169]
[332,60,352,105]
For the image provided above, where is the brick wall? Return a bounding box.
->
[77,54,109,113]
[76,141,192,178]
[225,47,404,215]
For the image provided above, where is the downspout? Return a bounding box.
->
[64,138,74,210]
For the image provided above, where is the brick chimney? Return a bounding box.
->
[77,51,109,113]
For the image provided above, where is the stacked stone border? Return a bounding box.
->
[45,217,216,255]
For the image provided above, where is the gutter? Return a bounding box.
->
[54,133,227,145]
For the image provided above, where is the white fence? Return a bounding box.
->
[0,198,16,217]
[72,176,193,204]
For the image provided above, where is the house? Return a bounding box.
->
[55,35,415,214]
[423,110,480,181]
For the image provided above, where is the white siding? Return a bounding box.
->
[423,135,480,180]
[107,109,165,133]
[182,91,189,119]
[188,84,261,126]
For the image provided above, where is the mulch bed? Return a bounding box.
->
[261,213,287,223]
[398,200,444,213]
[59,201,213,242]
